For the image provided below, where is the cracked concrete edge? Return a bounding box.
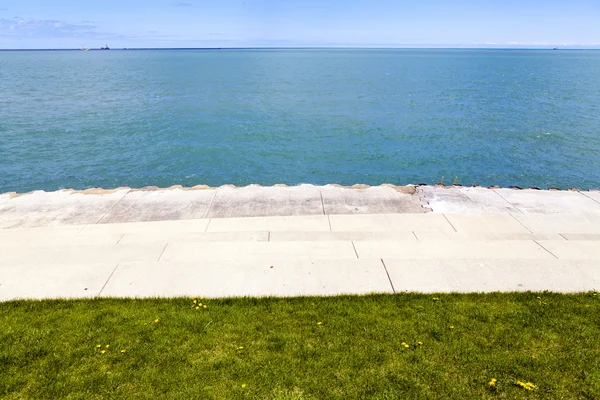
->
[1,184,598,198]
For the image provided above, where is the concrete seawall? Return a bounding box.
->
[1,184,599,228]
[1,184,600,300]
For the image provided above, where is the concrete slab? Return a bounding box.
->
[329,213,455,233]
[582,191,600,204]
[418,186,519,214]
[354,240,554,260]
[99,189,216,224]
[80,218,210,235]
[207,185,323,218]
[0,189,129,229]
[384,259,600,293]
[321,185,424,214]
[207,215,330,232]
[101,259,392,298]
[159,241,357,262]
[561,234,600,241]
[413,231,565,242]
[511,214,600,234]
[443,214,531,234]
[119,231,269,245]
[269,231,417,242]
[0,263,116,301]
[0,229,122,248]
[493,189,600,215]
[536,241,600,260]
[0,243,166,267]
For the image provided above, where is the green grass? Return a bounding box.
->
[1,293,600,399]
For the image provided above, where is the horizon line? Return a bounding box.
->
[2,46,600,51]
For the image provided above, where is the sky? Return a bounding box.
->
[1,0,599,49]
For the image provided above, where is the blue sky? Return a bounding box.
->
[1,0,599,48]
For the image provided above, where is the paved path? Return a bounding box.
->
[1,185,599,300]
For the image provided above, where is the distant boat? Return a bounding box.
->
[553,47,559,50]
[101,44,110,50]
[80,45,90,51]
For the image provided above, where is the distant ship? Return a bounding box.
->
[80,45,90,51]
[101,44,110,50]
[553,47,559,50]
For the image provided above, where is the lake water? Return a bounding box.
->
[1,48,599,193]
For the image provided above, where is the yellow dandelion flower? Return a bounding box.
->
[121,349,126,354]
[193,299,197,304]
[238,346,244,350]
[96,344,102,348]
[417,341,423,346]
[432,297,440,301]
[241,384,247,388]
[198,303,202,306]
[401,342,409,348]
[449,325,454,329]
[105,345,110,349]
[488,378,497,387]
[100,350,106,354]
[515,380,535,390]
[203,305,207,309]
[317,322,323,325]
[154,319,160,323]
[195,306,200,310]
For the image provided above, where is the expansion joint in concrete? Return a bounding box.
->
[442,214,457,232]
[380,259,396,294]
[351,241,359,258]
[534,240,559,259]
[204,189,219,219]
[580,191,600,206]
[509,213,533,233]
[96,189,131,224]
[492,189,524,214]
[97,263,120,297]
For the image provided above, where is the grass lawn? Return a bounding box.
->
[1,292,600,399]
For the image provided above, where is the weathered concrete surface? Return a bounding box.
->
[0,210,599,300]
[581,191,600,205]
[321,185,424,214]
[207,185,323,218]
[329,213,455,233]
[81,218,210,235]
[384,259,600,293]
[99,188,216,223]
[443,214,530,234]
[2,185,600,229]
[159,241,358,262]
[354,240,555,260]
[119,231,269,245]
[2,184,600,300]
[101,259,393,298]
[418,186,519,214]
[512,213,600,234]
[536,240,600,260]
[494,188,600,215]
[207,215,330,232]
[0,263,117,301]
[0,243,165,267]
[269,231,417,242]
[0,189,129,228]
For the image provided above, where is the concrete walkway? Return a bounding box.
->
[1,185,599,300]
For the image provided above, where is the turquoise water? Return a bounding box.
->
[1,49,599,193]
